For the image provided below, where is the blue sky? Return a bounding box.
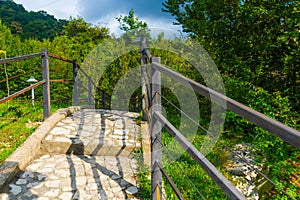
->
[13,0,182,37]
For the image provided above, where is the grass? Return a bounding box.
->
[159,117,300,199]
[0,99,70,165]
[161,131,230,199]
[1,98,299,199]
[133,147,152,199]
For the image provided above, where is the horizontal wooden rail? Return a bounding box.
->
[154,162,184,200]
[0,52,44,64]
[152,62,300,150]
[48,53,74,63]
[0,80,45,104]
[153,111,247,200]
[77,65,90,78]
[50,80,74,83]
[76,81,91,94]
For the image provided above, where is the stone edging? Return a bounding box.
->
[0,106,81,190]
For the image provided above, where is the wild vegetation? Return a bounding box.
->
[0,1,299,199]
[163,0,300,111]
[0,0,67,40]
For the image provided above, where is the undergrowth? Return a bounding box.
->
[0,99,70,164]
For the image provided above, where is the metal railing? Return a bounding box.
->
[140,36,300,200]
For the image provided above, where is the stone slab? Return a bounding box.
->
[0,107,80,191]
[0,108,145,199]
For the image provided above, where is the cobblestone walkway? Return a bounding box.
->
[0,109,142,200]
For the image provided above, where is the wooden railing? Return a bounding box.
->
[140,36,300,200]
[1,40,300,199]
[0,50,111,118]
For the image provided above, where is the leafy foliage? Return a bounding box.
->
[163,0,300,110]
[116,9,151,42]
[0,4,299,199]
[0,99,68,165]
[0,0,67,40]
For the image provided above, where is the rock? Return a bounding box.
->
[76,176,87,186]
[16,179,27,185]
[62,186,73,192]
[225,143,264,199]
[37,174,47,181]
[36,197,49,200]
[59,192,73,200]
[24,191,33,198]
[27,162,43,171]
[111,175,121,180]
[245,175,252,181]
[1,193,9,200]
[9,184,22,195]
[227,166,247,176]
[126,186,139,198]
[26,181,41,188]
[45,180,60,188]
[21,171,35,179]
[45,189,60,197]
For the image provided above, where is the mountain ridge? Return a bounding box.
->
[0,0,68,40]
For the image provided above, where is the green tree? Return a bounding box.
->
[116,9,150,42]
[0,0,68,40]
[60,17,109,62]
[163,1,300,109]
[62,17,109,43]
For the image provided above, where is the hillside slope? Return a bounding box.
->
[0,0,67,40]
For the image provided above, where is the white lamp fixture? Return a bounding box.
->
[27,76,38,105]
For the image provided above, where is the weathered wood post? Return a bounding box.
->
[140,35,147,121]
[73,60,78,106]
[151,56,162,200]
[42,49,50,119]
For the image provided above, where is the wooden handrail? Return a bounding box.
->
[0,80,45,104]
[0,52,44,64]
[151,62,300,150]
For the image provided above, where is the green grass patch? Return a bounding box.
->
[0,99,71,165]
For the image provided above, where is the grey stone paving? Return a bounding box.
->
[0,109,142,200]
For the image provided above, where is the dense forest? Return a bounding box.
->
[0,0,67,40]
[163,0,300,112]
[0,1,299,199]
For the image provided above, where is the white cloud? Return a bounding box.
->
[14,0,79,19]
[141,17,182,39]
[93,11,126,36]
[12,0,182,37]
[94,14,182,39]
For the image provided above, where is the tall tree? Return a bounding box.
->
[116,9,150,42]
[62,17,109,43]
[59,17,110,62]
[163,1,300,109]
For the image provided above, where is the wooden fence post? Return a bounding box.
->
[141,36,147,121]
[151,57,162,200]
[42,49,50,119]
[73,60,78,106]
[141,65,147,120]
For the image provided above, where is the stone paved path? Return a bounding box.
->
[0,109,143,200]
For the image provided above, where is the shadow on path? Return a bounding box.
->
[66,109,138,199]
